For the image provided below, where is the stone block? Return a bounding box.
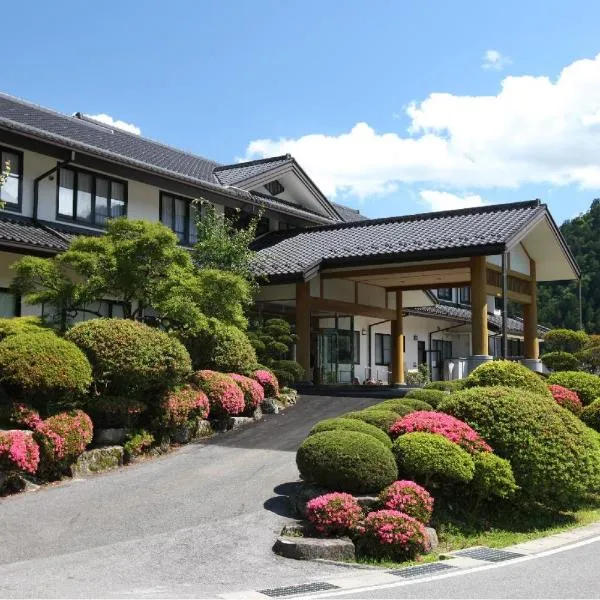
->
[354,495,380,511]
[95,428,129,445]
[273,536,355,561]
[425,527,439,550]
[70,446,124,478]
[261,397,279,414]
[252,406,263,421]
[193,419,213,439]
[228,416,254,430]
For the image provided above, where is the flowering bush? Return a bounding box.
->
[192,370,245,417]
[548,384,583,415]
[389,411,492,454]
[229,373,264,412]
[356,510,429,561]
[0,430,40,474]
[252,369,279,398]
[306,492,363,536]
[379,481,434,524]
[546,371,600,405]
[159,386,210,427]
[86,397,148,428]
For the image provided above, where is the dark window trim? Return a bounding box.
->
[56,164,128,227]
[353,330,361,364]
[0,145,24,213]
[159,190,198,246]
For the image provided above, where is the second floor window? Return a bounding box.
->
[0,147,23,211]
[58,167,127,226]
[437,288,453,301]
[459,286,471,305]
[160,192,198,245]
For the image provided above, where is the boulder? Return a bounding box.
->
[95,428,128,445]
[70,446,124,478]
[228,416,254,430]
[273,536,355,561]
[172,423,195,444]
[425,527,439,551]
[354,495,380,511]
[261,397,279,414]
[252,406,263,421]
[192,419,213,440]
[289,483,331,518]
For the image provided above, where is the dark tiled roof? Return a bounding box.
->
[214,155,292,186]
[405,304,549,336]
[0,215,70,251]
[331,202,367,222]
[253,201,546,278]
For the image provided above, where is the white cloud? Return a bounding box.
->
[419,190,486,212]
[86,113,141,135]
[244,53,600,199]
[482,49,512,71]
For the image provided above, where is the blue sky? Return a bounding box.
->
[5,0,600,223]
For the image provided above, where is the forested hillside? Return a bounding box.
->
[538,199,600,332]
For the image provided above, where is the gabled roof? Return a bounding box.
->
[252,200,554,280]
[214,155,293,186]
[331,202,367,222]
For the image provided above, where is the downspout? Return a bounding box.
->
[33,152,75,221]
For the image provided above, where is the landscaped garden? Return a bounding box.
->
[285,354,600,565]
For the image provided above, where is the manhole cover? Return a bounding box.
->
[259,582,340,597]
[453,547,524,562]
[389,562,456,578]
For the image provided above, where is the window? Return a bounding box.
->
[0,289,20,317]
[437,288,453,301]
[160,192,198,245]
[353,331,360,364]
[375,333,392,365]
[265,180,285,196]
[459,286,471,305]
[225,207,270,237]
[58,167,127,226]
[0,147,23,211]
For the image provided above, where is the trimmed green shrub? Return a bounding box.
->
[424,380,466,392]
[66,319,191,398]
[309,417,392,448]
[374,399,421,414]
[344,409,402,432]
[396,398,434,412]
[405,388,447,408]
[182,317,256,373]
[271,360,304,387]
[439,386,600,508]
[542,351,580,372]
[392,432,475,486]
[471,452,518,500]
[296,430,398,494]
[465,360,551,398]
[581,399,600,432]
[543,329,589,354]
[0,332,91,412]
[0,316,49,341]
[547,371,600,405]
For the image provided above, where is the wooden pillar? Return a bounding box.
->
[296,282,311,378]
[523,259,539,359]
[391,290,405,385]
[471,256,489,356]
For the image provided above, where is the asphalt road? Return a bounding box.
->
[0,395,378,599]
[309,536,600,599]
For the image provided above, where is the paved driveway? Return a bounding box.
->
[0,395,379,598]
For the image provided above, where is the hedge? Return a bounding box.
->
[581,399,600,432]
[373,400,420,414]
[547,371,600,405]
[296,430,398,494]
[465,360,551,398]
[309,417,393,448]
[405,388,447,408]
[439,386,600,508]
[344,409,402,432]
[424,380,466,392]
[0,316,49,341]
[471,452,518,501]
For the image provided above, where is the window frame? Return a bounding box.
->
[459,286,471,305]
[353,330,361,365]
[0,146,24,213]
[56,165,128,227]
[159,191,198,246]
[374,333,391,366]
[437,287,453,301]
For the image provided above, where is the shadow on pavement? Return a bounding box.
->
[264,481,302,517]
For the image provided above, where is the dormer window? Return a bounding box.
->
[265,180,284,196]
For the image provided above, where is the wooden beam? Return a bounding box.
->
[487,263,532,282]
[523,259,539,359]
[386,281,472,292]
[320,260,472,280]
[471,256,489,356]
[391,290,405,385]
[309,297,396,321]
[486,285,532,305]
[296,282,311,377]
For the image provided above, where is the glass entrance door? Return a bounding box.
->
[316,315,354,384]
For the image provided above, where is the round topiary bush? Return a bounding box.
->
[389,411,492,454]
[373,399,419,415]
[229,373,264,412]
[542,351,580,372]
[309,417,392,448]
[0,316,50,341]
[180,317,257,373]
[465,360,551,398]
[344,409,402,432]
[439,386,600,508]
[581,399,600,432]
[66,319,191,398]
[305,492,363,536]
[405,388,448,408]
[159,385,210,428]
[356,509,429,561]
[471,452,518,501]
[392,432,475,487]
[85,397,147,429]
[396,398,434,412]
[425,380,466,392]
[548,384,583,415]
[378,480,434,524]
[271,360,304,387]
[547,371,600,405]
[296,430,398,494]
[0,429,40,475]
[544,329,589,354]
[0,332,92,412]
[252,369,279,398]
[192,370,245,417]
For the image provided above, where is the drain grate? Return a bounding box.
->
[389,562,456,578]
[452,547,524,562]
[259,582,340,597]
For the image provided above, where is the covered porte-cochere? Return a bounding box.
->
[251,201,580,385]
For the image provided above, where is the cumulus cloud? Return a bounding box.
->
[419,190,486,212]
[86,113,141,135]
[245,53,600,199]
[482,49,512,71]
